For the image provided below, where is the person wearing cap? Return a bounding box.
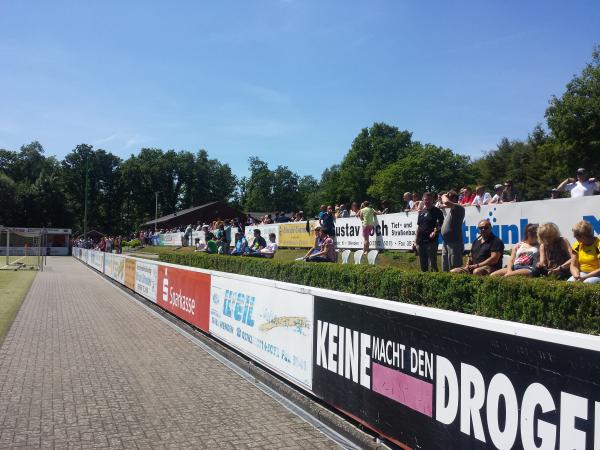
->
[501,180,519,202]
[556,168,599,198]
[490,184,504,204]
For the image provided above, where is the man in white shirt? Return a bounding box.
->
[556,168,599,198]
[490,184,504,204]
[260,233,278,258]
[471,185,492,206]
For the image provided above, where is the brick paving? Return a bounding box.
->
[0,258,340,449]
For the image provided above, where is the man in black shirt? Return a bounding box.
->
[451,219,504,275]
[416,192,444,272]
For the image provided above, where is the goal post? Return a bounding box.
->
[0,226,44,271]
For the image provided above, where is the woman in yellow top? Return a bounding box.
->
[568,220,600,284]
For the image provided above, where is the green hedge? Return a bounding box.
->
[159,252,600,335]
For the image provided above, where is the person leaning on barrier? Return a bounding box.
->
[305,228,337,263]
[568,220,600,284]
[451,219,504,275]
[556,168,599,198]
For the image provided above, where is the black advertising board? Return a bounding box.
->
[313,295,600,450]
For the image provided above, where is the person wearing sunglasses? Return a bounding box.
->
[451,219,504,275]
[490,223,539,277]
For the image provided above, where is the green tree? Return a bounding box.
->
[369,143,472,205]
[545,46,600,176]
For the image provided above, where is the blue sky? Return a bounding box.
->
[0,1,598,178]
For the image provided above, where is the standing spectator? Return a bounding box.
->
[568,220,600,283]
[410,193,422,211]
[183,224,193,246]
[536,222,571,279]
[549,188,560,199]
[305,228,337,263]
[556,168,599,197]
[358,201,376,253]
[338,204,350,218]
[415,192,444,272]
[451,220,504,275]
[459,187,475,206]
[320,205,336,237]
[491,224,539,277]
[349,202,360,217]
[402,192,412,211]
[501,179,519,202]
[490,184,504,204]
[471,185,492,206]
[296,211,305,222]
[378,200,390,215]
[440,191,465,271]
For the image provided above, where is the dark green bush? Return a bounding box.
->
[159,252,600,335]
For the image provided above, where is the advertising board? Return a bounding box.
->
[104,253,126,283]
[244,224,279,247]
[124,258,136,290]
[312,295,600,449]
[159,232,183,247]
[157,265,210,332]
[135,260,158,302]
[277,221,318,248]
[88,250,104,272]
[333,196,600,251]
[209,276,313,389]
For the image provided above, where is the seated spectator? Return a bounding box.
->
[216,234,229,254]
[402,192,412,212]
[568,220,600,283]
[535,222,571,279]
[305,228,337,263]
[262,214,273,224]
[296,211,305,222]
[410,193,422,211]
[260,233,278,258]
[349,202,360,217]
[556,168,599,198]
[491,224,539,277]
[247,229,267,256]
[451,219,504,275]
[302,227,324,259]
[459,187,475,206]
[195,233,218,254]
[501,179,519,202]
[471,185,492,206]
[230,232,248,256]
[490,184,504,204]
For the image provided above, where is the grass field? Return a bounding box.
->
[127,245,451,271]
[0,254,41,270]
[0,270,36,343]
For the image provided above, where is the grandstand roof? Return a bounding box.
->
[143,201,245,228]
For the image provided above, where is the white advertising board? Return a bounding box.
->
[104,253,126,284]
[88,250,104,272]
[160,232,183,246]
[244,224,279,245]
[209,275,313,390]
[333,196,600,250]
[134,260,158,302]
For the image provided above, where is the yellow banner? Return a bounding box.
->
[278,221,318,248]
[124,258,136,289]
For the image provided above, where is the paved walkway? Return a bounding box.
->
[0,258,339,449]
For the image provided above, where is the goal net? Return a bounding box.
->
[0,227,45,270]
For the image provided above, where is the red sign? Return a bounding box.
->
[157,265,210,332]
